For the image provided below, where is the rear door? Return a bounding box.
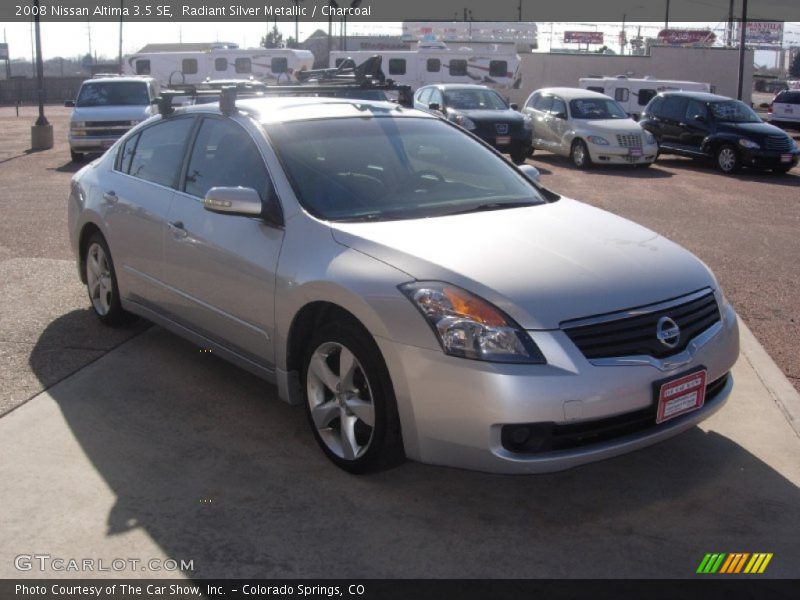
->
[657,96,690,150]
[678,99,711,152]
[528,94,553,148]
[546,96,571,154]
[162,115,284,367]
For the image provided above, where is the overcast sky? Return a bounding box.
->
[1,20,798,64]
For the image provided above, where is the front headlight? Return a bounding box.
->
[399,282,546,364]
[738,138,760,150]
[644,130,657,145]
[587,135,610,146]
[449,112,477,131]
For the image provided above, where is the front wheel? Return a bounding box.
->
[302,319,404,473]
[510,146,528,165]
[570,139,592,169]
[715,144,740,174]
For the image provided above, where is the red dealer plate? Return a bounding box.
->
[655,369,707,424]
[781,154,792,163]
[496,136,511,145]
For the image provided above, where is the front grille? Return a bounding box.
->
[501,373,729,454]
[85,120,132,127]
[616,133,642,148]
[763,135,793,152]
[82,129,127,138]
[563,290,720,360]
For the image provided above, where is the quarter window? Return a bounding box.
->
[417,88,432,105]
[215,57,228,71]
[388,58,406,75]
[526,93,539,109]
[235,58,252,74]
[489,60,507,77]
[116,132,139,174]
[127,118,195,188]
[184,118,271,201]
[135,59,150,75]
[449,60,468,76]
[533,95,553,112]
[182,59,198,75]
[427,58,440,72]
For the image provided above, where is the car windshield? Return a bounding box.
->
[443,89,508,110]
[266,116,544,222]
[569,98,629,119]
[709,100,761,123]
[76,82,150,107]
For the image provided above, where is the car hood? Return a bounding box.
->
[577,118,644,136]
[330,198,716,330]
[70,105,152,122]
[452,108,525,123]
[715,120,788,138]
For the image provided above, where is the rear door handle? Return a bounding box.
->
[103,190,118,204]
[168,220,188,238]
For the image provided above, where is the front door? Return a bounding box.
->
[161,115,284,367]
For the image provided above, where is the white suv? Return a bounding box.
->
[768,89,800,128]
[66,76,159,162]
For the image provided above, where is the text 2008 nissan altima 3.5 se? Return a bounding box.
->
[68,95,739,474]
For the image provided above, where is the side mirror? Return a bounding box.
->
[204,186,282,226]
[518,164,541,184]
[553,112,567,120]
[428,102,441,112]
[692,114,707,123]
[64,99,75,108]
[510,103,519,111]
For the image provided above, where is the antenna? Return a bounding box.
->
[220,86,238,115]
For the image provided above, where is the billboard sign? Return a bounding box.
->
[657,29,716,46]
[744,21,783,48]
[564,31,604,44]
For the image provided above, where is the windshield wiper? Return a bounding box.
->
[440,200,540,216]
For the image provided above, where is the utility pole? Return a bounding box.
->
[118,0,123,74]
[518,0,522,21]
[31,0,53,149]
[726,0,735,46]
[737,0,748,101]
[664,0,670,30]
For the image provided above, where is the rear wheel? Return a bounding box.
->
[302,319,404,473]
[570,139,592,169]
[715,144,740,174]
[84,233,134,326]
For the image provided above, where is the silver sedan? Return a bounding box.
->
[68,96,739,473]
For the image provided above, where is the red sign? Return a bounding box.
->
[564,31,604,44]
[657,29,716,45]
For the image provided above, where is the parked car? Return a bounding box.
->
[413,84,532,164]
[68,95,739,474]
[66,76,159,162]
[640,91,800,174]
[522,88,658,169]
[768,89,800,129]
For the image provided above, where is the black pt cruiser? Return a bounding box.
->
[640,91,799,174]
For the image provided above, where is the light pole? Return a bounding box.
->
[118,0,123,74]
[31,0,52,150]
[293,0,303,48]
[737,0,748,101]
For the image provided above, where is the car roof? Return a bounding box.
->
[420,84,494,92]
[178,96,435,124]
[658,91,731,102]
[82,77,152,85]
[533,87,612,100]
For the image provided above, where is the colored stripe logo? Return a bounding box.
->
[697,553,773,574]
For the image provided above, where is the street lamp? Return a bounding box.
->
[293,0,304,48]
[30,0,52,150]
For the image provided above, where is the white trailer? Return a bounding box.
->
[124,45,315,87]
[330,41,522,92]
[579,76,712,118]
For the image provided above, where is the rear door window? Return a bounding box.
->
[551,97,567,116]
[128,117,195,188]
[661,96,689,122]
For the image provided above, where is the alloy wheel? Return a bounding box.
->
[717,147,737,173]
[86,242,113,316]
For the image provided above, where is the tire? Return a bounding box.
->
[510,146,528,165]
[570,139,592,169]
[84,233,134,326]
[526,146,535,158]
[773,165,794,174]
[71,150,84,163]
[715,144,740,174]
[302,318,404,473]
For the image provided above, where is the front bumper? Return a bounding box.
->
[69,134,125,154]
[475,132,531,154]
[739,147,799,169]
[377,301,739,474]
[587,143,658,165]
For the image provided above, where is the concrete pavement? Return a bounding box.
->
[0,318,798,579]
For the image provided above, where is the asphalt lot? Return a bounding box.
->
[0,105,799,579]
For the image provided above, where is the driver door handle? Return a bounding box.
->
[103,190,118,204]
[168,220,188,238]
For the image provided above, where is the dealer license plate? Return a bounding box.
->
[101,140,114,149]
[496,136,511,145]
[785,107,793,113]
[655,369,707,424]
[629,148,643,157]
[781,154,792,163]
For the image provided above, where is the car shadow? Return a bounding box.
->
[531,153,673,178]
[24,314,800,578]
[49,161,85,173]
[654,156,800,187]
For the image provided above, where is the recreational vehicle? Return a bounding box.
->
[579,76,711,119]
[330,40,522,92]
[124,43,315,87]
